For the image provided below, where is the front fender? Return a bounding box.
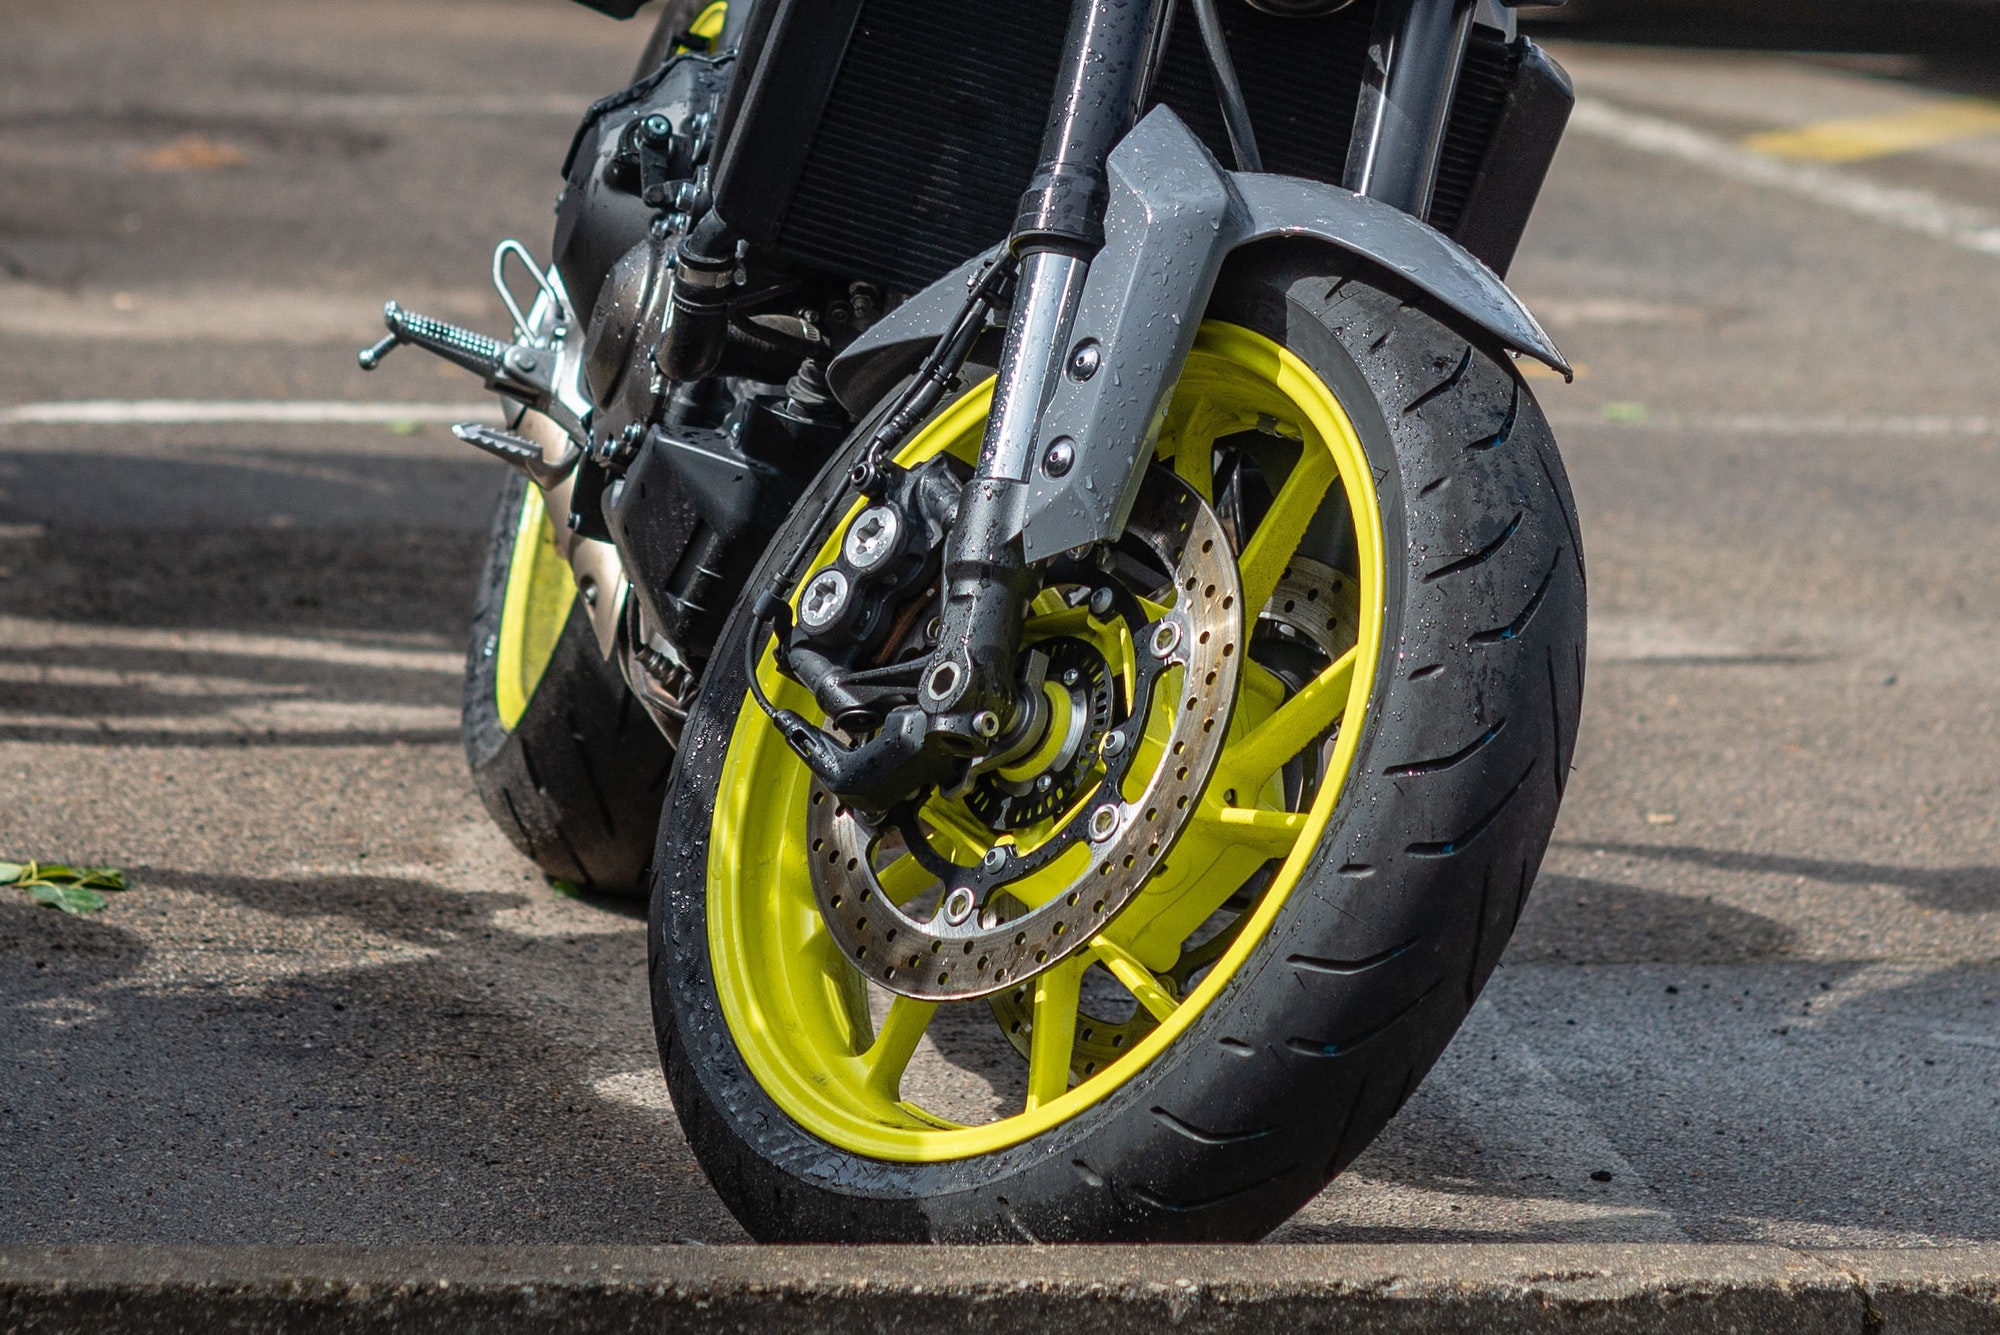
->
[827,106,1568,562]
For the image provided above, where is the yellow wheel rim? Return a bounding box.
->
[708,321,1387,1160]
[494,483,578,731]
[678,1,728,51]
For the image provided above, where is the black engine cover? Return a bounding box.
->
[553,55,730,328]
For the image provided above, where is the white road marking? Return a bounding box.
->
[0,662,310,696]
[0,616,460,675]
[0,93,593,120]
[1546,408,2000,438]
[1932,1032,2000,1052]
[0,401,494,426]
[0,701,456,736]
[1570,97,2000,259]
[0,282,492,344]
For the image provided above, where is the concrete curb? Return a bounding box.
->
[4,1244,2000,1333]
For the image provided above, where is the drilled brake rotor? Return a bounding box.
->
[985,555,1357,1069]
[805,469,1244,1002]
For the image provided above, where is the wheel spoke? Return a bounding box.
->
[1217,647,1357,795]
[1023,605,1091,641]
[860,994,937,1101]
[1167,400,1237,500]
[1089,936,1179,1022]
[1236,446,1337,616]
[918,796,994,863]
[873,853,936,907]
[1024,957,1085,1111]
[1192,801,1308,860]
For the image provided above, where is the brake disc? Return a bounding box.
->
[804,469,1243,1002]
[1263,556,1360,662]
[985,555,1357,1068]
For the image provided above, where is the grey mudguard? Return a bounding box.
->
[825,105,1569,562]
[826,249,1007,416]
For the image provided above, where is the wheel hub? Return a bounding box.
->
[805,469,1244,1002]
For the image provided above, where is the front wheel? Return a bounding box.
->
[650,245,1585,1242]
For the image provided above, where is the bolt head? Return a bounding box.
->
[971,709,1002,738]
[926,660,963,704]
[1035,774,1054,792]
[942,886,976,925]
[981,847,1007,872]
[843,504,902,572]
[1041,437,1076,479]
[1068,339,1102,381]
[641,114,673,143]
[1089,803,1120,842]
[1099,729,1126,758]
[798,568,850,631]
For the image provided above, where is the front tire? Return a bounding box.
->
[650,245,1585,1240]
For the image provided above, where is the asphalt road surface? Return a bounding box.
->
[4,0,2000,1248]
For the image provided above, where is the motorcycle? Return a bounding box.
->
[362,0,1586,1242]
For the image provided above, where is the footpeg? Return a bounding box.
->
[359,301,552,394]
[451,422,580,489]
[359,301,586,441]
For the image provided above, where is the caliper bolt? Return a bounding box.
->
[798,568,851,631]
[1041,437,1076,479]
[843,504,902,572]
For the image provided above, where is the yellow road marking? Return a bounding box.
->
[1745,100,2000,163]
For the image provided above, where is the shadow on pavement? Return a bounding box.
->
[0,868,739,1245]
[1573,841,2000,915]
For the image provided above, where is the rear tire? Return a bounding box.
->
[651,244,1585,1239]
[463,470,673,897]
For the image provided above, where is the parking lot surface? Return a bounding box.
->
[3,0,1999,1247]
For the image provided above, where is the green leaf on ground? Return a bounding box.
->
[28,883,108,915]
[5,858,131,911]
[550,878,583,899]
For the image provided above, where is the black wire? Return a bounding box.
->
[1189,0,1263,172]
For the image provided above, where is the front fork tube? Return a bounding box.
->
[921,249,1089,743]
[918,0,1165,746]
[1343,0,1478,218]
